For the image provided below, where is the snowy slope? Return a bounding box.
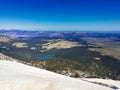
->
[83,78,120,89]
[0,60,113,90]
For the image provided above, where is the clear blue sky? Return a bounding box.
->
[0,0,120,31]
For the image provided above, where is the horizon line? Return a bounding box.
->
[0,29,120,32]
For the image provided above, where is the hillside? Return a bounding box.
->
[0,60,113,90]
[0,35,12,43]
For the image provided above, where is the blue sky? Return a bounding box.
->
[0,0,120,31]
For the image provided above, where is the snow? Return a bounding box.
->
[0,60,114,90]
[83,78,120,90]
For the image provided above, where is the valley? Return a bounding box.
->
[0,30,120,80]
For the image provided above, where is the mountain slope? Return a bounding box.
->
[0,35,12,43]
[0,60,112,90]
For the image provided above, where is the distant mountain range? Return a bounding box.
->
[0,30,120,39]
